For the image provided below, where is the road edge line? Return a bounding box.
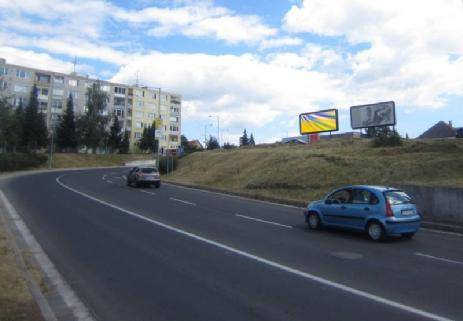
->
[0,190,96,321]
[56,175,453,321]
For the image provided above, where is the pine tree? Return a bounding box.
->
[56,94,78,152]
[137,125,155,152]
[249,133,255,146]
[119,131,130,154]
[77,82,108,153]
[240,129,249,147]
[108,115,122,153]
[0,97,12,151]
[23,85,47,151]
[206,136,220,150]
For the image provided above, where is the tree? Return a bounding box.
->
[119,130,130,154]
[222,142,236,150]
[23,85,47,151]
[0,97,12,152]
[181,134,202,154]
[138,124,155,152]
[77,82,109,153]
[108,115,122,153]
[240,129,249,147]
[249,133,255,146]
[206,135,220,150]
[56,94,78,152]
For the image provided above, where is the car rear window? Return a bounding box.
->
[141,168,157,174]
[384,191,412,205]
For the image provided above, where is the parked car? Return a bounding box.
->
[303,186,421,241]
[127,166,161,188]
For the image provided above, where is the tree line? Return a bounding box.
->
[0,82,131,154]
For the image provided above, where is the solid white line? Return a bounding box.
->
[55,175,453,321]
[102,175,107,180]
[0,190,95,321]
[140,190,156,196]
[164,182,303,210]
[106,180,114,184]
[235,214,292,229]
[169,197,196,206]
[415,252,463,266]
[421,228,463,237]
[122,175,127,180]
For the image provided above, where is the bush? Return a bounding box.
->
[370,130,403,148]
[158,156,179,174]
[0,153,48,172]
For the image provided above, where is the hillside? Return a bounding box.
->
[49,153,155,169]
[169,138,463,204]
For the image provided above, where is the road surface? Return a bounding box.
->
[1,168,462,321]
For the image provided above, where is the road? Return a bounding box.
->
[1,168,462,321]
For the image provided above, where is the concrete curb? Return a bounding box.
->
[164,180,463,235]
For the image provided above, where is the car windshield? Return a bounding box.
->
[141,168,157,174]
[384,191,412,205]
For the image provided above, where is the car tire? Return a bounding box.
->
[155,182,160,188]
[367,221,385,242]
[127,180,131,187]
[402,232,415,239]
[135,181,141,188]
[307,212,322,230]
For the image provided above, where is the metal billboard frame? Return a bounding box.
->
[299,108,339,135]
[350,101,396,129]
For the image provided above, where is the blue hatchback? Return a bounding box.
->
[303,185,421,241]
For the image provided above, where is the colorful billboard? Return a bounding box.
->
[299,109,339,135]
[350,101,396,129]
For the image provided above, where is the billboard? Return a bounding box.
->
[299,109,339,135]
[350,101,396,129]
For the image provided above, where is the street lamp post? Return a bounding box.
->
[208,115,220,147]
[204,123,213,148]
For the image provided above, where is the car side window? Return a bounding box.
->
[351,189,379,205]
[328,189,352,204]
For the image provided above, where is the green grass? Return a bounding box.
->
[48,153,155,169]
[169,138,463,204]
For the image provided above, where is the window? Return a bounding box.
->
[135,111,144,118]
[114,97,125,106]
[384,191,412,205]
[52,99,63,109]
[115,109,123,117]
[101,85,110,92]
[16,69,30,79]
[68,79,78,87]
[114,87,126,95]
[39,101,48,112]
[0,66,7,75]
[14,97,25,107]
[136,101,143,108]
[136,122,143,129]
[70,91,79,99]
[14,85,28,93]
[38,87,48,96]
[351,190,378,205]
[134,132,141,139]
[0,80,6,90]
[53,88,64,96]
[327,189,352,204]
[170,125,179,132]
[148,113,155,118]
[53,76,64,84]
[36,73,51,83]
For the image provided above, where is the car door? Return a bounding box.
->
[342,189,378,229]
[129,167,138,182]
[322,189,353,225]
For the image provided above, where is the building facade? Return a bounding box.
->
[0,58,181,154]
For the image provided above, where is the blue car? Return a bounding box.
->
[303,186,421,241]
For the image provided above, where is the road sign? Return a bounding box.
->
[350,101,396,129]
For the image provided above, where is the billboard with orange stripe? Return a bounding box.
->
[299,109,339,135]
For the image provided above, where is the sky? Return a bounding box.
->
[1,0,463,144]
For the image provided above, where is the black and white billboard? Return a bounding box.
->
[350,101,396,129]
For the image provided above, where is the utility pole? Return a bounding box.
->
[208,115,220,147]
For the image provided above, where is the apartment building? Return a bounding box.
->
[0,58,181,154]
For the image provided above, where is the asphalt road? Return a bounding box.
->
[1,168,462,321]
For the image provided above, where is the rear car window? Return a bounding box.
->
[384,191,412,205]
[141,168,157,174]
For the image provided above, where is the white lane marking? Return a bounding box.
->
[163,182,303,210]
[56,175,453,321]
[235,214,292,229]
[102,175,107,180]
[0,190,95,321]
[122,175,127,180]
[415,252,463,266]
[169,197,196,206]
[421,228,463,237]
[106,180,114,184]
[140,190,156,196]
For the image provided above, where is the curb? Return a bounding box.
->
[164,180,463,235]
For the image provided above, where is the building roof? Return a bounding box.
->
[419,121,456,139]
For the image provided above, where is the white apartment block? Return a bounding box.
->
[0,58,181,154]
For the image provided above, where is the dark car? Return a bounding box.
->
[127,166,161,188]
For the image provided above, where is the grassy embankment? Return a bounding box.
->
[48,153,154,169]
[168,138,463,204]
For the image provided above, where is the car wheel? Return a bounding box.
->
[135,181,141,188]
[155,182,161,188]
[127,180,131,186]
[367,221,385,242]
[307,212,321,230]
[402,232,415,239]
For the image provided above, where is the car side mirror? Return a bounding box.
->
[325,199,332,205]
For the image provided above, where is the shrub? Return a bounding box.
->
[158,156,178,174]
[370,130,403,148]
[0,153,48,172]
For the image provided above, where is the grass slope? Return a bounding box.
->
[169,138,463,204]
[49,153,155,169]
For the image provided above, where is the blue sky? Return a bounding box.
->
[1,0,462,144]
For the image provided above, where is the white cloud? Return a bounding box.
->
[259,37,302,50]
[0,47,74,73]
